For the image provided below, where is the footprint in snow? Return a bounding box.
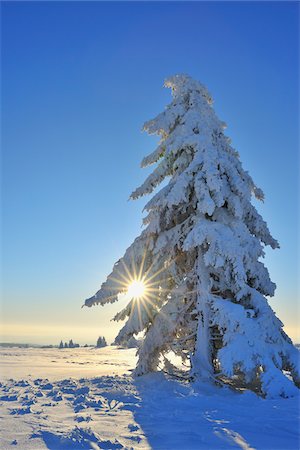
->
[0,394,18,401]
[41,382,54,390]
[35,391,44,397]
[38,427,124,450]
[128,423,139,432]
[14,380,30,387]
[75,415,93,423]
[10,406,32,415]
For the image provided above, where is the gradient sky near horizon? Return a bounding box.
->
[1,1,299,345]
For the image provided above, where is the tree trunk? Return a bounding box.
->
[190,249,213,380]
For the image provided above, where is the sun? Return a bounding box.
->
[127,279,146,299]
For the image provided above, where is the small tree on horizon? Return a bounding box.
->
[59,340,64,349]
[96,336,107,348]
[84,75,299,397]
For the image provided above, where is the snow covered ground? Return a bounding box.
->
[0,346,137,381]
[0,346,299,450]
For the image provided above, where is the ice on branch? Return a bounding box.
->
[84,74,299,398]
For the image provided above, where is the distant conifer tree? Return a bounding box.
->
[96,336,107,348]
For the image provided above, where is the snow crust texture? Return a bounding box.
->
[84,74,299,398]
[0,347,299,450]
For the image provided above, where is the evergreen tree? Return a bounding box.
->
[96,336,107,348]
[64,342,68,348]
[84,75,299,397]
[69,339,74,348]
[59,340,64,349]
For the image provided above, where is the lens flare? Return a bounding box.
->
[127,279,146,299]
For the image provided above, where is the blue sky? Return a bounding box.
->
[2,1,299,344]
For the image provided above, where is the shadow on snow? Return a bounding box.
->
[130,372,299,450]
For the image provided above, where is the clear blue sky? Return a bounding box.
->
[1,1,299,344]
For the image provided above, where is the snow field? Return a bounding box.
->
[0,347,299,450]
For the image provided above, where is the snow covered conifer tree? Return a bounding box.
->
[96,336,107,348]
[96,337,103,348]
[84,75,299,397]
